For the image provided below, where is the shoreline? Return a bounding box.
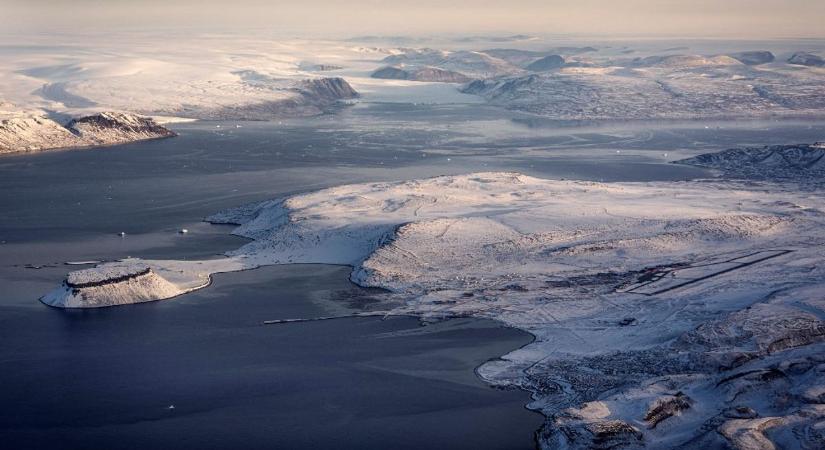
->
[0,131,177,157]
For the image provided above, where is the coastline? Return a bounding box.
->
[11,118,825,448]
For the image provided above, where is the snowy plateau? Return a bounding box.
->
[43,144,825,449]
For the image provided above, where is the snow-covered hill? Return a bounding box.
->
[371,66,471,83]
[41,261,184,308]
[0,111,175,154]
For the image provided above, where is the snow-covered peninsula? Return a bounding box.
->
[42,143,825,449]
[0,110,175,154]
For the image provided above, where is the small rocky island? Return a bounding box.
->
[0,111,176,154]
[41,261,183,308]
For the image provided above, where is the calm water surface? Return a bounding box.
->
[1,265,540,450]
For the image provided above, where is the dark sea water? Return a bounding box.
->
[1,103,823,449]
[1,265,539,450]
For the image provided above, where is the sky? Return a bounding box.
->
[3,0,825,38]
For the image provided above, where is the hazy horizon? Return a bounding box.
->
[4,0,825,39]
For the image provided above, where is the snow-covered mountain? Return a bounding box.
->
[0,111,175,154]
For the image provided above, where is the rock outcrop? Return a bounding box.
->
[67,112,176,145]
[299,77,359,101]
[644,393,692,428]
